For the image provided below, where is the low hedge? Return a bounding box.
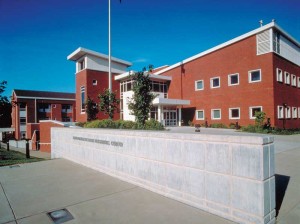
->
[78,119,165,130]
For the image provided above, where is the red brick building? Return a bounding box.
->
[11,90,76,140]
[68,22,299,129]
[67,47,132,122]
[154,21,300,129]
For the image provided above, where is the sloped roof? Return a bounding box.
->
[13,89,75,100]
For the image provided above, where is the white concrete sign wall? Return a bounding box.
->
[51,128,275,224]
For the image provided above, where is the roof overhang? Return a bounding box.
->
[152,98,190,106]
[115,71,172,81]
[67,47,132,67]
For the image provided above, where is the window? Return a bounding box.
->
[278,106,284,119]
[285,106,291,119]
[292,107,297,118]
[291,75,297,86]
[273,31,280,54]
[211,109,221,120]
[196,110,205,120]
[79,59,85,71]
[210,77,220,88]
[276,68,283,82]
[248,69,261,83]
[298,77,300,88]
[38,104,50,113]
[20,117,26,125]
[195,80,204,90]
[228,73,239,86]
[284,72,290,84]
[249,106,262,119]
[20,103,26,111]
[93,80,97,86]
[299,108,300,118]
[81,86,85,113]
[62,104,72,113]
[229,108,240,119]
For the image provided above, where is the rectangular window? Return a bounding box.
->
[20,117,26,125]
[248,69,261,83]
[299,107,300,118]
[291,75,297,86]
[249,106,262,119]
[229,108,240,119]
[228,73,239,86]
[196,110,204,120]
[276,68,283,82]
[210,77,220,88]
[79,59,85,71]
[292,107,297,118]
[278,106,284,119]
[93,80,97,86]
[20,103,26,111]
[62,104,72,113]
[195,80,204,90]
[38,104,51,113]
[298,77,300,88]
[211,109,221,120]
[81,86,85,113]
[286,106,291,119]
[284,72,290,84]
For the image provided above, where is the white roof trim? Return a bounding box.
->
[115,71,172,81]
[153,98,190,106]
[67,47,132,66]
[15,96,75,101]
[155,22,299,75]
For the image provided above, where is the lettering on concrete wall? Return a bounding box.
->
[73,136,123,147]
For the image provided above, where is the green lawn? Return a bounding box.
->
[0,148,45,167]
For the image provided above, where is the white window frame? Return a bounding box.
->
[77,58,86,72]
[284,71,290,84]
[229,107,240,119]
[285,106,291,119]
[298,107,300,118]
[297,77,300,88]
[249,106,262,119]
[248,69,262,83]
[276,68,283,82]
[210,77,220,89]
[93,79,97,86]
[196,110,205,120]
[278,106,284,119]
[80,86,85,113]
[211,109,221,120]
[228,73,239,86]
[292,107,297,118]
[291,74,297,87]
[195,80,204,91]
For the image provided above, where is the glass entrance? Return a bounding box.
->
[163,110,177,126]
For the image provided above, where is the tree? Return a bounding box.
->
[98,89,120,119]
[85,96,99,121]
[255,111,266,128]
[128,66,157,128]
[0,81,12,128]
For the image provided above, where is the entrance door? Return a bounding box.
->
[163,110,177,126]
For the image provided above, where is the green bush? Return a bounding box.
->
[83,119,164,130]
[210,123,227,128]
[75,122,86,127]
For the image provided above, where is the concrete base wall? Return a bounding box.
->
[51,128,275,224]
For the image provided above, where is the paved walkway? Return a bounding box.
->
[0,128,299,223]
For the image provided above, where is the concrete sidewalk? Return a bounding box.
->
[0,159,234,224]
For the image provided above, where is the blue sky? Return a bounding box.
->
[1,0,299,97]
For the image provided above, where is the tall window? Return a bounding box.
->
[210,77,220,88]
[249,106,262,119]
[79,59,85,71]
[20,103,26,111]
[298,77,300,88]
[81,86,85,113]
[276,68,283,82]
[273,31,280,54]
[278,106,284,119]
[38,104,51,112]
[20,117,26,125]
[62,104,72,113]
[196,110,204,120]
[284,72,290,84]
[228,73,239,86]
[285,106,291,119]
[292,107,297,118]
[291,75,297,86]
[248,69,261,83]
[211,109,221,120]
[229,108,240,119]
[195,80,204,90]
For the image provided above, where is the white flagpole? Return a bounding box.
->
[108,0,112,93]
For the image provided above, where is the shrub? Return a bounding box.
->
[75,122,86,127]
[145,119,165,130]
[210,123,227,129]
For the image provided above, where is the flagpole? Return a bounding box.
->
[108,0,112,93]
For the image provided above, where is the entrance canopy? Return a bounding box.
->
[152,98,190,106]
